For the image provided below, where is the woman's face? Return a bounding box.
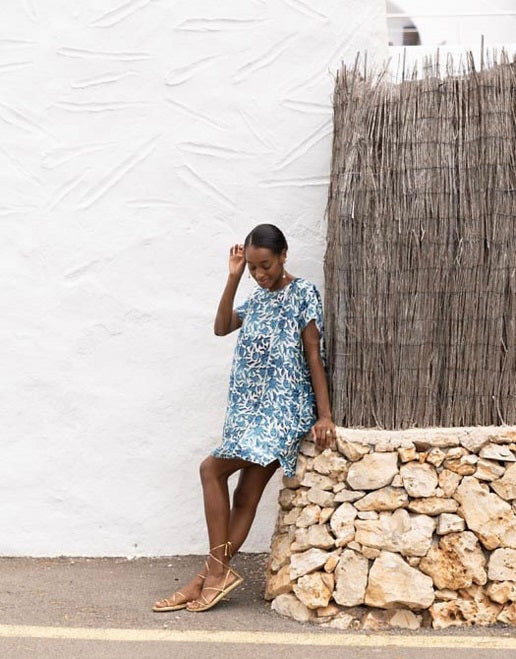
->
[245,245,286,291]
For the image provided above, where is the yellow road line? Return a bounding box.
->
[0,625,514,648]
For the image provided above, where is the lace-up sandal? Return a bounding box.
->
[152,559,209,612]
[186,541,243,613]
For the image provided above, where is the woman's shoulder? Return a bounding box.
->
[292,277,321,296]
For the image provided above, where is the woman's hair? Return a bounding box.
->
[244,224,288,254]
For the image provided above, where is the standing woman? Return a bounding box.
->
[153,224,335,613]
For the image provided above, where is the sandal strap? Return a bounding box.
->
[160,590,186,605]
[208,541,235,571]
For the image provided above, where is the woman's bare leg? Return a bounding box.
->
[155,456,279,610]
[227,460,279,552]
[187,457,279,609]
[154,455,248,609]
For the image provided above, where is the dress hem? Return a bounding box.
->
[210,447,296,477]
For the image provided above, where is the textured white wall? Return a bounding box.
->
[1,1,387,556]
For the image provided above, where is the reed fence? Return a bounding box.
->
[324,54,516,428]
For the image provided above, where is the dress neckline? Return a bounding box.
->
[266,277,299,295]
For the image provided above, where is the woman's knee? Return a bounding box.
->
[199,456,216,484]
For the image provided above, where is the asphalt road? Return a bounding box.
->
[1,555,514,658]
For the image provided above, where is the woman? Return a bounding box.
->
[153,224,335,613]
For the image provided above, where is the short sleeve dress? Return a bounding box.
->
[211,277,324,477]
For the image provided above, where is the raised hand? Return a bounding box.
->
[229,244,246,278]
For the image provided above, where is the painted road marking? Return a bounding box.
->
[0,625,514,648]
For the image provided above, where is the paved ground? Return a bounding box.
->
[1,555,515,658]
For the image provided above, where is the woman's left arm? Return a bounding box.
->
[302,319,336,450]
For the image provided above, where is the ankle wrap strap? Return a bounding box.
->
[209,540,234,561]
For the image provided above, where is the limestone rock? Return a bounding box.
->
[488,548,516,581]
[293,571,334,609]
[299,438,321,457]
[357,511,378,520]
[425,434,460,448]
[498,602,516,624]
[361,545,381,559]
[316,603,340,618]
[307,487,335,508]
[407,497,458,515]
[400,462,438,497]
[282,454,308,488]
[313,449,348,479]
[437,513,466,535]
[435,589,459,601]
[278,488,296,510]
[329,502,357,546]
[355,508,435,557]
[420,547,471,591]
[269,533,292,571]
[323,551,340,573]
[442,532,487,585]
[300,472,334,491]
[388,609,422,630]
[271,593,313,622]
[354,486,408,512]
[334,488,366,503]
[490,463,516,501]
[361,608,421,630]
[479,444,516,462]
[442,454,477,477]
[419,532,487,589]
[292,488,310,507]
[347,540,362,551]
[459,432,490,453]
[295,504,321,528]
[491,429,516,444]
[290,548,337,579]
[438,469,462,497]
[292,524,335,551]
[455,477,516,549]
[475,458,505,481]
[486,581,516,604]
[337,438,370,461]
[265,564,293,599]
[391,474,404,487]
[426,448,446,467]
[429,585,503,628]
[347,452,398,491]
[326,613,356,630]
[282,507,300,526]
[360,608,393,630]
[364,551,435,610]
[334,549,369,606]
[398,446,418,463]
[319,507,334,523]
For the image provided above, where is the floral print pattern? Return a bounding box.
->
[211,278,324,477]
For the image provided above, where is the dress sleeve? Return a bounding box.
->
[299,283,324,334]
[235,297,249,321]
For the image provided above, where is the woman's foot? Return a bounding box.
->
[153,566,207,612]
[186,564,243,612]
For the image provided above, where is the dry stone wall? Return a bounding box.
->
[265,427,516,630]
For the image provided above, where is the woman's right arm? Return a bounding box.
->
[214,244,246,336]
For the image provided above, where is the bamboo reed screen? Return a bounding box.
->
[324,57,516,429]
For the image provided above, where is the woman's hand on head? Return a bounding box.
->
[229,244,246,278]
[311,417,336,450]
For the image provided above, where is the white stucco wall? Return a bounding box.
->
[1,1,387,556]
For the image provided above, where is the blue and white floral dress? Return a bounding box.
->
[211,277,324,477]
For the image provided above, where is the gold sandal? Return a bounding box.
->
[152,559,209,612]
[186,541,243,613]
